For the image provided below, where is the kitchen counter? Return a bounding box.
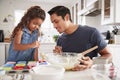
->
[107,44,120,70]
[0,42,10,44]
[0,43,10,66]
[64,69,111,80]
[0,68,113,80]
[107,44,120,47]
[0,43,120,66]
[1,52,120,80]
[0,42,56,65]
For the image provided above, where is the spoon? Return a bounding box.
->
[77,46,98,57]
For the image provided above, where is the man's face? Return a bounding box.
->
[50,13,67,33]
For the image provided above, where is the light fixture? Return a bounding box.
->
[3,14,13,23]
[3,17,8,22]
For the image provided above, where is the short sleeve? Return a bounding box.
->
[90,29,107,52]
[56,36,62,46]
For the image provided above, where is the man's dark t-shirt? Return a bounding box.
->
[57,25,107,59]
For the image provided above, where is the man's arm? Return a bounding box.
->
[53,46,62,54]
[91,46,112,65]
[99,46,112,61]
[34,48,39,61]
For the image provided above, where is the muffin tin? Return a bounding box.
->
[2,60,47,74]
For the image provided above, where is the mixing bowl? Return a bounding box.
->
[45,52,81,70]
[29,65,65,80]
[43,46,98,70]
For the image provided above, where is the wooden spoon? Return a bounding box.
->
[77,46,98,57]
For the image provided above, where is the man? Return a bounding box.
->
[48,6,112,71]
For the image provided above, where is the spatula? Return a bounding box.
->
[77,46,98,58]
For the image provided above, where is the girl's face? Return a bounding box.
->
[28,18,43,32]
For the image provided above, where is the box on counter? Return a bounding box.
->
[2,60,48,73]
[38,60,48,65]
[2,61,16,71]
[14,61,27,70]
[27,61,37,69]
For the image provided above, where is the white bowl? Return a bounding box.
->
[29,65,65,80]
[45,53,80,70]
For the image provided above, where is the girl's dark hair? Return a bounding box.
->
[48,6,72,22]
[11,6,46,38]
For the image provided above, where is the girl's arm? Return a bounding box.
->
[34,48,38,61]
[13,29,40,50]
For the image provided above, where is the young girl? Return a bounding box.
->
[6,6,46,62]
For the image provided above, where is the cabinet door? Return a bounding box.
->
[5,44,10,60]
[101,0,114,25]
[115,0,120,23]
[86,0,97,7]
[0,44,5,66]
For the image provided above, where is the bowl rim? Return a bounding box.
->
[29,65,65,75]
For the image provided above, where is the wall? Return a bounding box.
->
[85,15,113,33]
[0,0,112,38]
[84,15,101,30]
[72,0,113,33]
[0,0,73,38]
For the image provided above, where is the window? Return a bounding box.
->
[14,10,59,43]
[14,10,25,26]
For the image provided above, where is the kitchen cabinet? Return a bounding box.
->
[0,43,5,66]
[0,43,10,66]
[78,0,101,16]
[80,0,85,10]
[72,1,82,24]
[5,44,10,60]
[86,0,98,7]
[101,0,120,25]
[72,0,85,24]
[0,43,55,63]
[78,0,101,27]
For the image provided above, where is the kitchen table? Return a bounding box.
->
[64,69,111,80]
[0,68,113,80]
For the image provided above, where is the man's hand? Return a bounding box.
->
[53,46,62,54]
[72,56,93,71]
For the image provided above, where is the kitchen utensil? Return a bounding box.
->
[29,65,65,80]
[77,45,98,57]
[38,37,41,42]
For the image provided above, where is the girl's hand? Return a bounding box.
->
[31,41,40,48]
[53,46,62,54]
[72,57,93,71]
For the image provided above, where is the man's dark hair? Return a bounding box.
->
[48,6,72,22]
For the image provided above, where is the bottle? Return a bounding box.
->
[114,29,120,44]
[108,63,117,80]
[106,30,111,40]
